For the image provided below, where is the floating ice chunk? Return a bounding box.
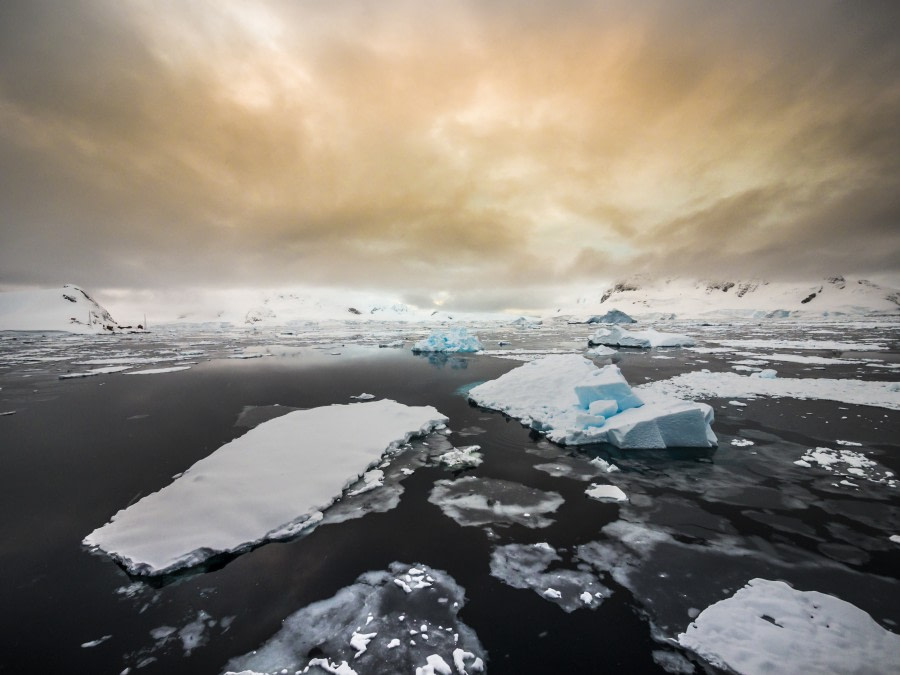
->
[84,400,448,575]
[81,635,112,648]
[224,563,484,675]
[678,578,900,675]
[793,447,896,487]
[835,440,862,447]
[59,365,132,379]
[751,369,778,379]
[412,327,483,354]
[731,439,755,447]
[436,445,483,469]
[589,326,695,348]
[125,366,191,375]
[468,355,716,449]
[890,535,900,544]
[489,542,609,613]
[590,457,619,473]
[585,484,627,502]
[350,393,376,400]
[429,477,564,528]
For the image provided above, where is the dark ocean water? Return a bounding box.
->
[0,322,897,674]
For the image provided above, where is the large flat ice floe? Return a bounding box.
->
[588,325,695,348]
[638,371,900,410]
[84,399,448,575]
[224,562,485,675]
[678,578,900,674]
[468,354,716,448]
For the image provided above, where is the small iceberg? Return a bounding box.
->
[588,325,695,348]
[468,354,716,449]
[412,327,484,353]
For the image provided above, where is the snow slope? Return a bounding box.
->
[564,275,900,320]
[0,284,121,333]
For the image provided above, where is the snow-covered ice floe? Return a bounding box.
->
[468,354,716,448]
[223,562,485,675]
[83,399,448,575]
[412,327,484,354]
[638,371,900,410]
[588,326,695,348]
[678,578,900,675]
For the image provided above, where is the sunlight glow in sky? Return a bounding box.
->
[1,0,898,310]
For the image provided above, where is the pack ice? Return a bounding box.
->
[588,325,694,348]
[83,399,448,575]
[412,327,484,353]
[468,354,716,448]
[678,578,900,674]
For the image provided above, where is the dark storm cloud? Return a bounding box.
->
[0,0,898,306]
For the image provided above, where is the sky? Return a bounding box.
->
[1,0,898,311]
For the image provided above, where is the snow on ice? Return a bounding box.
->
[436,445,484,469]
[639,371,900,410]
[83,399,448,575]
[223,563,484,675]
[793,447,897,487]
[678,579,900,675]
[412,327,484,354]
[468,354,716,449]
[585,484,628,502]
[489,543,609,612]
[588,326,695,348]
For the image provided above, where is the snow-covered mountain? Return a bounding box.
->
[0,284,122,333]
[562,276,900,320]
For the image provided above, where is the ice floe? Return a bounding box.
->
[224,563,485,675]
[124,365,192,375]
[638,370,900,410]
[468,354,716,448]
[713,338,888,351]
[412,327,484,353]
[678,579,900,675]
[585,484,628,502]
[428,476,564,528]
[793,447,897,487]
[436,445,483,469]
[588,326,695,348]
[84,399,448,575]
[489,543,609,612]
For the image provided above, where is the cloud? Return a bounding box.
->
[1,0,898,306]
